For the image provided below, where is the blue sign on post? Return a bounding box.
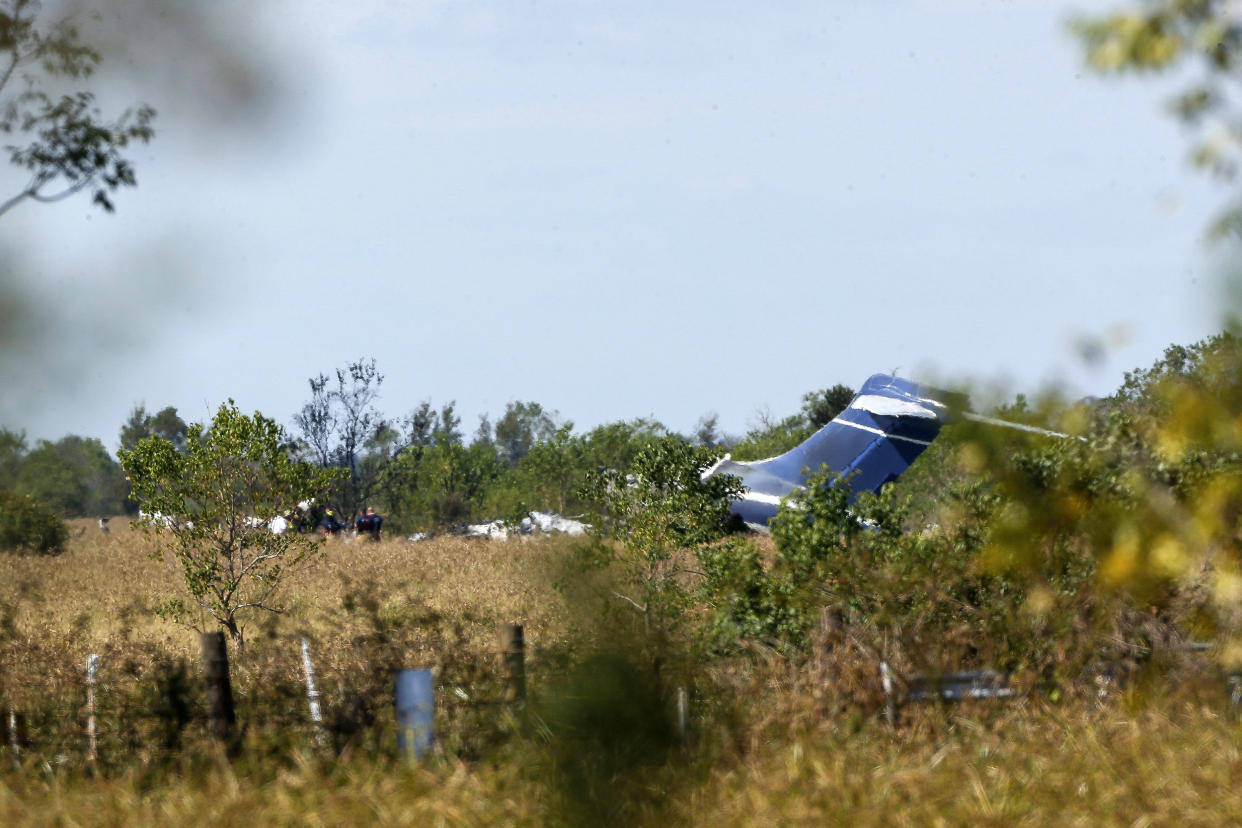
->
[395,668,435,761]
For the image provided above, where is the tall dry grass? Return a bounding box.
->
[2,697,1239,826]
[0,518,577,678]
[0,520,581,770]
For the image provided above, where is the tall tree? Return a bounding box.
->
[119,405,188,453]
[0,426,25,489]
[333,359,384,512]
[292,358,386,520]
[18,434,126,516]
[493,400,557,467]
[473,413,494,448]
[693,412,722,448]
[293,373,335,469]
[406,399,462,448]
[801,384,855,429]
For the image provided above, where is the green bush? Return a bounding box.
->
[0,489,68,555]
[578,437,744,633]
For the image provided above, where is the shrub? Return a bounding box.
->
[579,437,744,633]
[0,489,68,555]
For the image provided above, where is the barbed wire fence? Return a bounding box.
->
[0,623,536,776]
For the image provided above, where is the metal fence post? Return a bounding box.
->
[300,638,326,747]
[87,654,100,766]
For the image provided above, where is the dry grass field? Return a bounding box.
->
[3,520,1242,826]
[1,518,575,659]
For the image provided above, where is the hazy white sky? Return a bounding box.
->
[2,0,1230,449]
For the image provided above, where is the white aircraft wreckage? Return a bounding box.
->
[407,511,591,542]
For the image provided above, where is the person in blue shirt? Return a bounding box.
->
[356,507,382,541]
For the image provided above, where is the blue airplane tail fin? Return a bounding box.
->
[708,374,962,530]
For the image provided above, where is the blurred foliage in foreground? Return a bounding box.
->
[686,331,1242,684]
[1074,1,1242,239]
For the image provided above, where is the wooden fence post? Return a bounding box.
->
[394,668,435,761]
[498,623,526,703]
[201,632,237,749]
[86,654,100,766]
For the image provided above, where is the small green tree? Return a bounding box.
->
[120,401,341,646]
[729,383,855,462]
[580,437,743,630]
[801,384,855,428]
[578,418,669,472]
[377,439,505,532]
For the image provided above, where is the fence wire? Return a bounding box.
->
[0,634,519,777]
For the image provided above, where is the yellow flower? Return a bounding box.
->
[1212,570,1242,606]
[1022,586,1055,620]
[1150,534,1187,579]
[957,442,987,475]
[1101,523,1141,586]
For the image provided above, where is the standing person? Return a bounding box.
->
[319,508,342,536]
[365,507,382,541]
[355,509,372,538]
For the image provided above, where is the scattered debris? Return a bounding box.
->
[404,511,591,542]
[461,519,512,540]
[521,511,589,536]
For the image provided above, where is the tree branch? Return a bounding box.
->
[233,601,283,614]
[236,551,280,582]
[0,187,33,217]
[612,591,647,613]
[27,175,91,203]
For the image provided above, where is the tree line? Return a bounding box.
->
[275,358,855,535]
[0,357,854,535]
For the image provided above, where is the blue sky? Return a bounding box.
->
[1,0,1229,449]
